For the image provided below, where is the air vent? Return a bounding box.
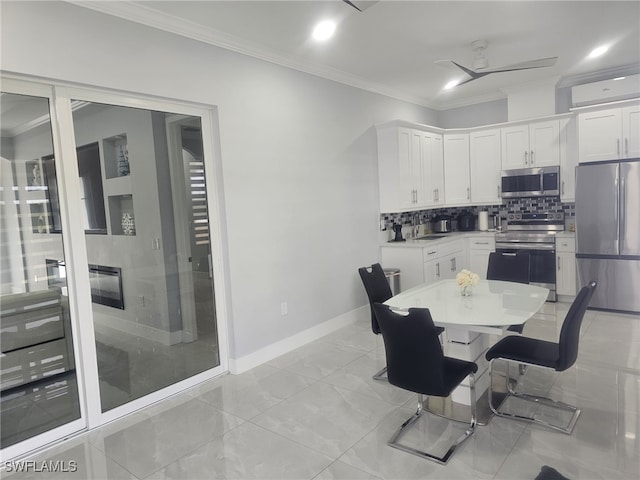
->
[572,74,640,106]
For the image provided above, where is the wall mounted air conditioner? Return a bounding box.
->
[571,74,640,106]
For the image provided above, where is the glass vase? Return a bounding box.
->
[460,285,473,296]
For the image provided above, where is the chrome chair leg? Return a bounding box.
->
[488,359,581,434]
[387,375,477,465]
[372,366,387,381]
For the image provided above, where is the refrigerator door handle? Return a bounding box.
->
[620,175,626,253]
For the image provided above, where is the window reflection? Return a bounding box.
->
[0,92,80,448]
[70,102,219,412]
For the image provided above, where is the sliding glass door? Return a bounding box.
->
[1,79,227,459]
[68,101,221,412]
[0,91,82,448]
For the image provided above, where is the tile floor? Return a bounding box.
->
[3,303,639,480]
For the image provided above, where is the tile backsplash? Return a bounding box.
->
[381,197,575,231]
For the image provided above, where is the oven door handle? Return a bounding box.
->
[496,242,555,251]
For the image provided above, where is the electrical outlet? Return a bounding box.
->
[280,301,288,316]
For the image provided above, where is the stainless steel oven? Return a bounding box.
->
[495,212,564,301]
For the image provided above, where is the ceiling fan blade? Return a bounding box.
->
[435,60,491,86]
[341,0,379,12]
[481,57,558,73]
[342,0,362,12]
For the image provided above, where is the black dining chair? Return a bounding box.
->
[486,251,531,334]
[485,281,597,434]
[372,303,477,464]
[358,264,444,381]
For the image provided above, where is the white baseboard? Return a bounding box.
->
[228,305,369,374]
[93,310,182,346]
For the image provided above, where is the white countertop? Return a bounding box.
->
[381,231,495,248]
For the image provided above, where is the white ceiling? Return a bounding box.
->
[43,1,640,110]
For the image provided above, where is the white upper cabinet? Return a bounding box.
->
[469,128,501,204]
[421,131,445,207]
[377,127,413,211]
[444,133,471,205]
[578,108,622,162]
[501,124,529,168]
[578,103,640,163]
[501,120,560,168]
[377,125,444,212]
[559,117,577,202]
[623,105,640,158]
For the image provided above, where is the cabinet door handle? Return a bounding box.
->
[557,256,561,271]
[475,241,489,245]
[466,187,470,199]
[562,180,565,195]
[497,185,501,197]
[524,151,529,165]
[436,262,440,278]
[427,250,437,255]
[530,150,534,165]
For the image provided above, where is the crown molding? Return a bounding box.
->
[429,91,507,110]
[67,1,444,109]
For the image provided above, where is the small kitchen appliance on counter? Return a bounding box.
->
[457,211,476,231]
[391,223,405,242]
[431,215,452,233]
[478,211,489,231]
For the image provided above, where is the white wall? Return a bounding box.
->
[1,1,437,359]
[437,98,508,128]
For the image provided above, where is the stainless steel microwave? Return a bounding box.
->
[501,166,560,198]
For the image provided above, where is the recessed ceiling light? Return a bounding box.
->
[588,45,609,59]
[613,76,626,81]
[312,20,336,41]
[444,79,460,90]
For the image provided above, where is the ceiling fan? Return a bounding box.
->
[437,40,558,86]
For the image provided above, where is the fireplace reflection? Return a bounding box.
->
[89,264,124,309]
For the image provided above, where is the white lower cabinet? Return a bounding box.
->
[556,235,577,296]
[466,236,496,279]
[424,239,466,282]
[381,239,466,291]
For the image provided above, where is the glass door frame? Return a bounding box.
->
[1,76,230,460]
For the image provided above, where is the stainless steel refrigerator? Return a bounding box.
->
[575,159,640,313]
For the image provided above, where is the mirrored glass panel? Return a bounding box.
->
[70,102,220,411]
[0,92,81,447]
